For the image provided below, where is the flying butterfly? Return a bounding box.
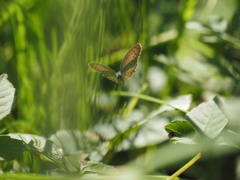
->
[88,43,142,84]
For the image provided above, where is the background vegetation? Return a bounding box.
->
[0,0,240,179]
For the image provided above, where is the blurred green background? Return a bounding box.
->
[0,0,240,179]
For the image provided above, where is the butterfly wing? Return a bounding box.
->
[120,43,142,81]
[88,62,119,83]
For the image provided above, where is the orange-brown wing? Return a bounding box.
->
[120,43,142,81]
[88,62,119,83]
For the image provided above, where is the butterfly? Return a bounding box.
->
[88,43,142,84]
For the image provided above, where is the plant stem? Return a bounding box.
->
[167,152,202,180]
[110,91,188,113]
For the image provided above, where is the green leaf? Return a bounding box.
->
[165,120,196,136]
[5,134,63,164]
[108,118,150,149]
[165,120,197,144]
[186,96,228,139]
[0,74,15,121]
[0,136,24,161]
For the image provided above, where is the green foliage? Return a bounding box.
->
[1,0,240,179]
[186,96,228,139]
[165,120,196,144]
[0,74,15,121]
[0,136,24,161]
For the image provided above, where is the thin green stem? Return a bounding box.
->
[110,91,188,113]
[167,152,202,180]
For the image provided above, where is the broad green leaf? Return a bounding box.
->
[6,134,63,164]
[186,96,228,139]
[165,120,197,144]
[0,136,24,161]
[0,74,15,121]
[165,120,196,136]
[108,118,150,149]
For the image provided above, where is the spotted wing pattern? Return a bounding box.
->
[120,43,142,81]
[88,62,119,83]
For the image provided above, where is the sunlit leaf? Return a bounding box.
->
[0,74,15,121]
[6,134,63,164]
[186,96,228,139]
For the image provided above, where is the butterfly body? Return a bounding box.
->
[88,43,142,84]
[115,72,124,84]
